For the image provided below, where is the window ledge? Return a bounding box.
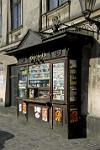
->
[9,25,23,34]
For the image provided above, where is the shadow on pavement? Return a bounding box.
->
[0,130,14,149]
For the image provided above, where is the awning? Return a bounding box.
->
[6,27,94,57]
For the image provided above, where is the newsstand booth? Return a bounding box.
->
[6,28,93,139]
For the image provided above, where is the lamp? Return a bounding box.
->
[79,0,100,39]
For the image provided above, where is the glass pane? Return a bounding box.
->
[11,0,17,5]
[53,63,64,101]
[69,60,77,102]
[29,89,38,99]
[11,0,21,29]
[12,6,18,29]
[59,0,67,5]
[38,90,49,99]
[18,66,28,98]
[19,89,27,98]
[18,2,21,27]
[28,63,50,88]
[49,0,58,10]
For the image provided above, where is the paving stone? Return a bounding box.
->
[0,108,100,150]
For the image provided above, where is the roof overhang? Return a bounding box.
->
[6,27,94,57]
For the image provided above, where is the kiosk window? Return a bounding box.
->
[53,62,64,101]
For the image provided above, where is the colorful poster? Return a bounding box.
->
[34,106,41,119]
[70,110,78,123]
[42,107,48,122]
[55,107,62,122]
[22,102,27,114]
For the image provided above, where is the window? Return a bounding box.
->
[11,0,22,30]
[53,63,64,101]
[49,0,68,10]
[28,63,50,100]
[18,66,28,98]
[18,60,65,102]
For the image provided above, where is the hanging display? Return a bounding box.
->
[34,106,41,119]
[28,63,50,100]
[22,102,27,114]
[70,110,78,123]
[55,107,62,122]
[19,103,22,112]
[42,107,48,122]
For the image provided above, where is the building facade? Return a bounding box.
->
[0,0,100,138]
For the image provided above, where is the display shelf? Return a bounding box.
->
[28,63,50,100]
[28,63,50,89]
[29,78,50,80]
[28,87,49,90]
[29,88,50,100]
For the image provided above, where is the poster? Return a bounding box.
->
[34,106,41,119]
[70,110,78,123]
[53,63,64,100]
[22,102,27,114]
[42,107,48,122]
[19,103,22,112]
[55,107,62,122]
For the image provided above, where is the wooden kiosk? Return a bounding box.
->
[7,28,93,138]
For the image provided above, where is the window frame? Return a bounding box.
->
[17,58,67,104]
[48,0,68,11]
[10,0,22,30]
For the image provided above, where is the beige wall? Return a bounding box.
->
[0,0,7,47]
[0,53,17,106]
[0,0,41,47]
[88,58,100,117]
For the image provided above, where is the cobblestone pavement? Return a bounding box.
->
[0,108,100,150]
